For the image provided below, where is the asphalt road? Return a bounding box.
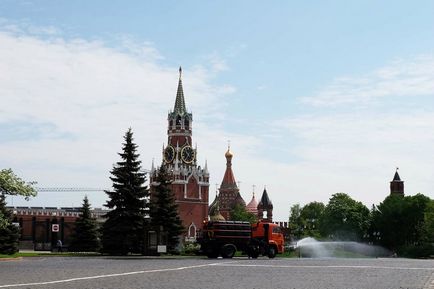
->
[1,257,434,289]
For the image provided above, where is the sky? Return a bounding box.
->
[1,1,433,221]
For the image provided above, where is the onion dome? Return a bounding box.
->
[225,147,233,159]
[210,211,226,221]
[209,194,226,221]
[234,192,246,207]
[221,146,237,189]
[246,192,258,214]
[208,193,219,216]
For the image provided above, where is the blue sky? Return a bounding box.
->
[1,1,433,220]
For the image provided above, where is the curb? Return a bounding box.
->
[0,257,23,262]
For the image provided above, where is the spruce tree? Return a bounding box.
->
[69,196,100,252]
[102,128,149,255]
[0,195,19,254]
[150,165,183,252]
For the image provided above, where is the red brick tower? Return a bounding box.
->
[390,168,404,196]
[151,67,209,241]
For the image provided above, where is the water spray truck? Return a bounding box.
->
[197,220,285,258]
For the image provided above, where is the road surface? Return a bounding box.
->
[1,257,433,289]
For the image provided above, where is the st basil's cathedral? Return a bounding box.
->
[208,146,274,224]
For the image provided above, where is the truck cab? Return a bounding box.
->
[251,222,285,258]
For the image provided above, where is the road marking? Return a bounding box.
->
[215,263,434,271]
[424,273,434,289]
[1,261,432,288]
[0,262,225,288]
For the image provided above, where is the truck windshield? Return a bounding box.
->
[272,227,281,234]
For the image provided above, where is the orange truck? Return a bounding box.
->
[197,221,284,258]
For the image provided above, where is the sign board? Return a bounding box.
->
[157,245,167,253]
[12,222,20,228]
[52,224,60,232]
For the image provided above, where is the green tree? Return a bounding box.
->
[102,128,149,255]
[320,193,370,241]
[289,204,303,240]
[150,165,183,252]
[372,195,405,249]
[423,200,434,242]
[373,193,431,250]
[230,204,258,224]
[300,201,325,238]
[0,169,36,254]
[69,196,100,252]
[0,169,37,200]
[405,194,431,244]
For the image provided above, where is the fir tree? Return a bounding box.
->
[69,196,100,252]
[150,165,183,252]
[101,128,149,255]
[0,195,19,254]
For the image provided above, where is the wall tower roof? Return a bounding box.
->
[173,66,187,115]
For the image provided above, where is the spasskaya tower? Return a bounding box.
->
[150,67,209,241]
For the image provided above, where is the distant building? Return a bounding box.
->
[390,169,404,196]
[7,206,108,250]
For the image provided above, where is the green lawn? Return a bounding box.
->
[0,252,102,258]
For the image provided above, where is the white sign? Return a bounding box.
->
[157,245,167,253]
[52,224,60,232]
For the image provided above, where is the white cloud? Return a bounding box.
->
[270,55,434,211]
[302,55,434,107]
[0,18,60,36]
[2,21,433,221]
[0,28,238,210]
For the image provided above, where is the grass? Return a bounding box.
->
[1,249,299,259]
[0,252,101,258]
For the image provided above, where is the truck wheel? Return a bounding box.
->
[207,251,219,258]
[268,246,277,258]
[248,246,259,259]
[251,251,259,259]
[221,244,236,259]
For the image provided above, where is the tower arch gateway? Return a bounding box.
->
[150,67,210,240]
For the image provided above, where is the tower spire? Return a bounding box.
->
[221,145,236,188]
[174,66,187,115]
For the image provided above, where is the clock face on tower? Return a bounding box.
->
[163,145,175,163]
[181,145,195,164]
